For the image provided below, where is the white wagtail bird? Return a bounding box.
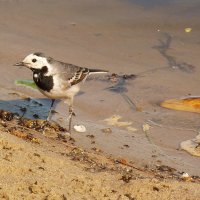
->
[15,52,108,133]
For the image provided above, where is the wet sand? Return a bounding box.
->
[0,0,200,198]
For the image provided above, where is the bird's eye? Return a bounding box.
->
[32,59,37,63]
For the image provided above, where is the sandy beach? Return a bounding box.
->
[0,0,200,199]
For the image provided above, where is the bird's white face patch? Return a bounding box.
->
[22,53,50,70]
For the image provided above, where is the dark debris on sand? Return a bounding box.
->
[0,109,72,144]
[0,109,200,184]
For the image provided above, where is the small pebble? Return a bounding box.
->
[74,125,86,133]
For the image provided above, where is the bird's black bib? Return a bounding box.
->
[32,66,54,92]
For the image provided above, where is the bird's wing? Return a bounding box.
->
[50,61,90,86]
[67,67,90,86]
[50,60,108,86]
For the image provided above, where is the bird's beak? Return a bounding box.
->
[14,62,25,67]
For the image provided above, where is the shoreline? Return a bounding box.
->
[0,112,200,199]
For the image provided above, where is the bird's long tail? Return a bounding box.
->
[88,69,108,74]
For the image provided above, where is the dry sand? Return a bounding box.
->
[0,0,200,199]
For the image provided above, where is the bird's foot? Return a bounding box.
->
[47,115,51,121]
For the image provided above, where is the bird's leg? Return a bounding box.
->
[68,105,73,133]
[47,99,55,121]
[67,98,76,133]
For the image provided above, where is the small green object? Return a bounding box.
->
[15,80,37,89]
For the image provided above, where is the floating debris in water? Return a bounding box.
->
[184,28,192,33]
[15,80,37,89]
[104,115,137,132]
[104,115,132,127]
[161,97,200,113]
[126,126,137,132]
[142,124,151,132]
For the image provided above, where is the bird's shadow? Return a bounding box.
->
[0,98,58,120]
[0,91,87,120]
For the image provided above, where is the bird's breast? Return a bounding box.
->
[33,72,54,92]
[33,72,80,99]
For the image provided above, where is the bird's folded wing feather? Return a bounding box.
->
[68,67,90,86]
[50,60,107,87]
[51,61,90,86]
